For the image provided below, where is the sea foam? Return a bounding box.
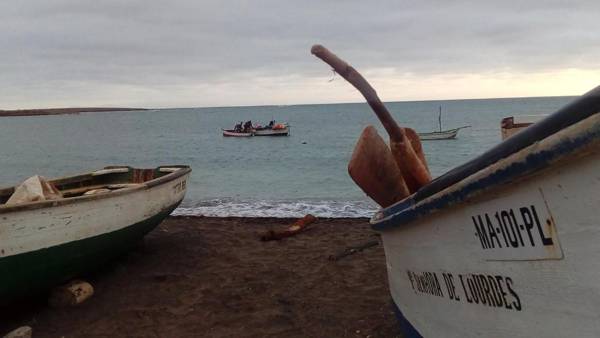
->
[172,198,378,218]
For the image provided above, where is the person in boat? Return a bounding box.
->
[268,120,274,128]
[234,122,242,132]
[243,120,252,133]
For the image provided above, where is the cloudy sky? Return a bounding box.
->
[1,0,599,109]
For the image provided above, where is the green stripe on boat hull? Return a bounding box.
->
[0,200,181,305]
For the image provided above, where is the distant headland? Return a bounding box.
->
[0,107,147,117]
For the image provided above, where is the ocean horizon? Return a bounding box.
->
[0,95,576,218]
[145,93,578,110]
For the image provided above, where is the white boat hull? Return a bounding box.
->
[0,166,190,303]
[418,127,467,140]
[1,172,188,259]
[372,99,600,337]
[222,129,253,137]
[254,127,289,136]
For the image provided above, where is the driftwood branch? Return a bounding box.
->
[260,214,318,241]
[328,240,380,261]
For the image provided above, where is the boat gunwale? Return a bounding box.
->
[371,100,600,231]
[222,129,254,137]
[0,165,191,214]
[253,127,290,136]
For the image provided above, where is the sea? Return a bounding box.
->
[0,96,575,218]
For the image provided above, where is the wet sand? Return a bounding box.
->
[2,216,400,337]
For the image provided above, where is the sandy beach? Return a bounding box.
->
[2,216,400,337]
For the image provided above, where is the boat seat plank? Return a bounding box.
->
[60,184,111,197]
[91,168,130,176]
[60,183,142,197]
[159,167,181,173]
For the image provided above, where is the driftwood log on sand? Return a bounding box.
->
[49,280,94,307]
[261,214,318,241]
[311,44,431,201]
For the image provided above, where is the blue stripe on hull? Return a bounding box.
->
[392,300,423,338]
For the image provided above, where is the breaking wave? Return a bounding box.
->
[172,198,378,218]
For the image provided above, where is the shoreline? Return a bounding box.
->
[1,216,399,337]
[0,107,147,117]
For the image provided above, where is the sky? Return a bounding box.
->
[1,0,599,109]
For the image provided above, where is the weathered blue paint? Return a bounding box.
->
[372,110,600,232]
[392,300,423,338]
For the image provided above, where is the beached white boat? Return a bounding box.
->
[0,165,191,304]
[222,129,253,137]
[501,115,547,140]
[371,87,600,337]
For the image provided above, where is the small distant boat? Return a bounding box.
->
[0,165,191,304]
[254,122,290,136]
[222,129,254,137]
[417,127,468,140]
[222,121,290,137]
[501,115,547,140]
[418,107,470,140]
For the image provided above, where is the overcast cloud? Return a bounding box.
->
[1,0,599,109]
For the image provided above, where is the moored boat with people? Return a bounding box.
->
[223,120,255,137]
[0,165,191,304]
[254,121,290,136]
[222,120,290,137]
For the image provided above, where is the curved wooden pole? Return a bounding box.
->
[311,44,431,191]
[311,44,404,142]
